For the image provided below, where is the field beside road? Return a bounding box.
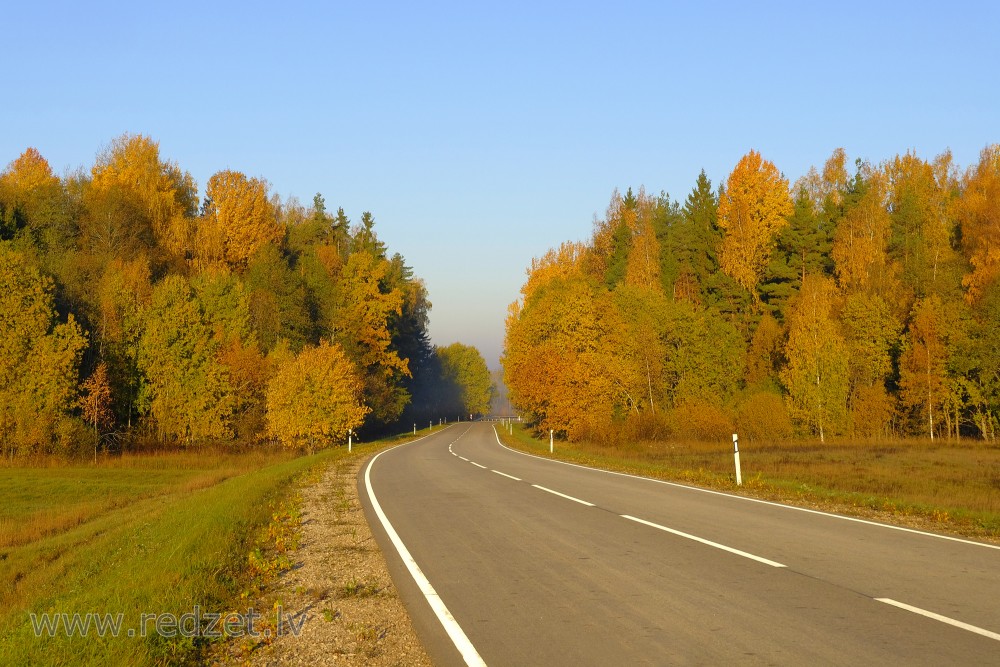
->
[0,430,428,667]
[495,423,1000,542]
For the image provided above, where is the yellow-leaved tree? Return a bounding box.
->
[717,150,794,298]
[199,170,283,269]
[90,133,197,258]
[959,145,1000,303]
[1,147,59,201]
[898,296,952,440]
[333,250,410,424]
[780,275,849,442]
[0,243,87,456]
[832,165,893,292]
[266,340,369,451]
[436,343,493,417]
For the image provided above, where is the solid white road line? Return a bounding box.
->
[492,470,521,481]
[470,461,487,469]
[531,484,595,507]
[491,426,1000,551]
[875,598,1000,642]
[621,514,787,568]
[365,439,486,667]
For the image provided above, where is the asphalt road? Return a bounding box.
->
[359,422,1000,666]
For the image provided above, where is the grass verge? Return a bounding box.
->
[0,428,432,666]
[494,422,1000,543]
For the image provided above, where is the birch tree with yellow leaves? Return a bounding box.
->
[90,133,198,258]
[959,145,1000,303]
[831,165,893,293]
[780,275,849,442]
[199,170,283,268]
[717,150,794,298]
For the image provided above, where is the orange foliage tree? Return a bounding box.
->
[717,150,794,297]
[959,145,1000,302]
[200,170,283,268]
[90,133,197,258]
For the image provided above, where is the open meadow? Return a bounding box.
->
[496,423,1000,542]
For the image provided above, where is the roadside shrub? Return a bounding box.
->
[850,384,894,438]
[52,417,99,459]
[735,391,793,442]
[669,399,733,442]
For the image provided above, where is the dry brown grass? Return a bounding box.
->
[501,425,1000,541]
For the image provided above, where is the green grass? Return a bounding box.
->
[495,423,1000,542]
[0,431,423,667]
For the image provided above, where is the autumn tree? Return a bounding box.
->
[0,243,87,456]
[832,164,894,293]
[503,273,622,439]
[841,292,900,437]
[780,275,849,442]
[78,362,113,434]
[266,340,369,451]
[90,133,197,259]
[959,144,1000,302]
[717,150,794,298]
[745,312,784,387]
[78,362,113,460]
[622,189,662,292]
[611,285,669,415]
[898,296,952,439]
[97,256,153,426]
[886,151,961,299]
[138,275,234,443]
[190,269,268,440]
[437,343,493,417]
[333,250,410,425]
[199,170,283,268]
[0,147,71,250]
[244,244,315,350]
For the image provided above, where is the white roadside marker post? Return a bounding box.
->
[348,430,353,453]
[550,429,554,453]
[733,433,742,486]
[413,424,416,436]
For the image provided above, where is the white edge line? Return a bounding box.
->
[470,461,487,469]
[365,433,487,667]
[531,484,594,507]
[491,427,1000,551]
[621,514,786,568]
[458,456,469,462]
[492,470,521,481]
[876,598,1000,642]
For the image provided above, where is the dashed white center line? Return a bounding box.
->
[621,515,786,568]
[531,484,594,507]
[458,456,469,461]
[492,470,521,481]
[876,598,1000,642]
[470,461,487,469]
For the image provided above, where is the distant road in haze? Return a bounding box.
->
[360,422,1000,666]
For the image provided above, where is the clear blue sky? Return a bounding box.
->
[4,1,998,366]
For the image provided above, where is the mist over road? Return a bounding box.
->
[361,422,1000,666]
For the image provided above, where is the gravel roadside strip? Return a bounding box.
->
[218,450,433,666]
